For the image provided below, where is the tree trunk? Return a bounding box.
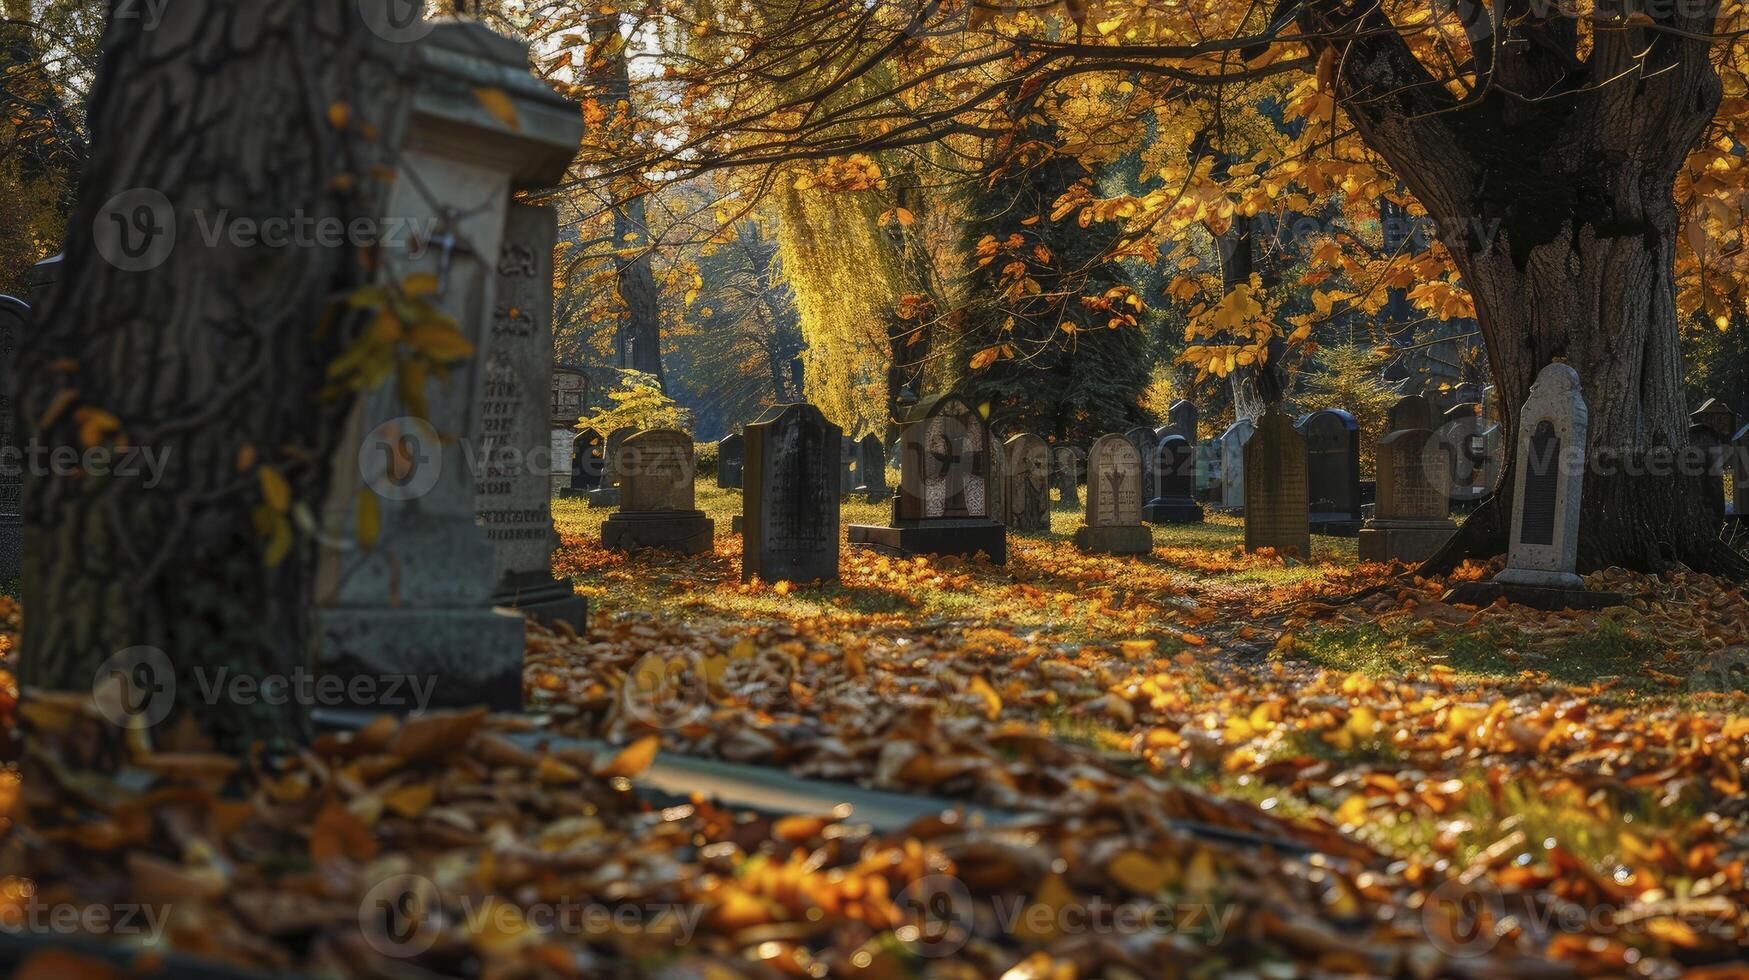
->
[16,0,407,747]
[591,13,664,386]
[1303,2,1745,575]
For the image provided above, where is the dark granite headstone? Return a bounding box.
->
[717,432,745,489]
[1167,399,1199,441]
[1125,427,1158,506]
[1300,409,1362,535]
[1358,416,1455,564]
[1052,445,1082,509]
[856,434,891,501]
[1733,422,1749,518]
[1691,400,1733,520]
[743,404,840,583]
[847,393,1006,562]
[1244,412,1310,558]
[568,428,605,494]
[1143,433,1203,524]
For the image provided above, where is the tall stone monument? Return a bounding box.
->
[602,429,714,554]
[1358,395,1456,563]
[743,404,840,583]
[848,393,1007,562]
[1300,409,1362,535]
[1143,434,1203,524]
[1074,434,1152,555]
[315,21,582,710]
[1244,412,1310,558]
[1003,433,1051,531]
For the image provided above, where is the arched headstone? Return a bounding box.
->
[848,393,1006,562]
[1074,434,1151,554]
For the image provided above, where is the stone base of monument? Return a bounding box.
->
[493,571,589,631]
[602,510,715,555]
[1308,513,1363,537]
[1073,524,1153,556]
[1142,499,1204,525]
[1443,579,1625,612]
[1357,520,1457,564]
[848,520,1007,563]
[585,488,621,509]
[319,607,528,711]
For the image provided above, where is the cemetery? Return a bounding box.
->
[3,3,1749,979]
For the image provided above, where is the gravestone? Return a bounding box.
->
[550,366,588,496]
[1733,422,1749,518]
[1218,419,1254,511]
[315,22,582,710]
[1359,396,1456,564]
[472,204,586,629]
[847,393,1007,562]
[0,292,26,582]
[856,434,891,501]
[1447,363,1619,609]
[587,426,636,508]
[1167,399,1199,441]
[1244,412,1311,558]
[1053,445,1082,509]
[1196,438,1219,499]
[1300,409,1363,535]
[987,438,1007,537]
[567,428,605,496]
[602,429,714,554]
[1143,434,1203,524]
[839,435,860,501]
[1074,434,1152,555]
[1125,427,1158,507]
[743,404,840,583]
[1003,433,1052,531]
[1440,402,1488,506]
[1691,400,1734,520]
[717,432,745,489]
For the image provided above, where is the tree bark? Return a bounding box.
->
[1302,1,1745,575]
[16,0,407,747]
[591,13,664,386]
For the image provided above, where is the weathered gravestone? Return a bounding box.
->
[1218,419,1254,511]
[315,22,581,710]
[472,204,587,629]
[1447,363,1620,609]
[717,432,745,489]
[1074,434,1152,555]
[1052,445,1082,509]
[839,435,860,501]
[0,292,27,582]
[1125,427,1158,506]
[587,426,636,508]
[1440,402,1490,506]
[743,404,840,583]
[1003,433,1052,531]
[566,428,605,496]
[1359,395,1456,564]
[848,393,1007,562]
[1196,438,1219,499]
[1300,409,1362,535]
[857,434,891,502]
[550,366,588,496]
[1167,399,1199,441]
[1244,412,1311,558]
[1691,400,1734,520]
[602,429,714,554]
[1144,434,1203,524]
[987,437,1007,538]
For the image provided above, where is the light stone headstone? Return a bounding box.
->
[1359,395,1456,564]
[314,22,582,710]
[1196,438,1219,497]
[1218,418,1255,510]
[1244,412,1310,558]
[1003,433,1051,531]
[602,429,714,554]
[847,393,1006,562]
[1074,434,1150,554]
[717,432,745,489]
[1495,363,1587,590]
[472,204,585,628]
[743,404,839,583]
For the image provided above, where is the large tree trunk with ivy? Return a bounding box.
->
[16,0,407,747]
[1303,1,1746,576]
